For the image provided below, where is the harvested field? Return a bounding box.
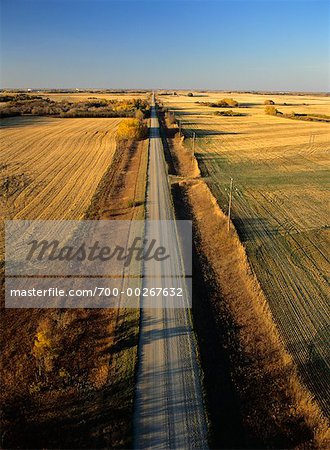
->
[172,178,329,448]
[161,92,330,416]
[0,116,121,221]
[0,116,121,258]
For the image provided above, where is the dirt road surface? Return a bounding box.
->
[133,97,208,449]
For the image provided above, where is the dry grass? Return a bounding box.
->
[161,92,330,417]
[169,134,200,178]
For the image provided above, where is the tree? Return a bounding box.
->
[32,318,59,378]
[187,92,194,97]
[117,118,148,140]
[222,98,238,107]
[166,111,176,125]
[135,109,145,121]
[213,98,239,108]
[265,105,278,116]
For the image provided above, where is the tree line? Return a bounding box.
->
[0,96,150,119]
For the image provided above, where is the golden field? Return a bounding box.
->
[0,116,122,258]
[0,116,120,221]
[161,92,330,415]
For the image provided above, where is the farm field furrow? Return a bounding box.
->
[0,116,120,219]
[162,93,330,416]
[0,117,121,255]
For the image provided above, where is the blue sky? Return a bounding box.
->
[0,0,329,91]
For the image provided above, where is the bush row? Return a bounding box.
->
[116,118,148,141]
[265,105,330,122]
[0,97,150,119]
[197,98,239,108]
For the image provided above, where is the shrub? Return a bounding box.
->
[32,318,59,377]
[58,367,70,385]
[166,111,176,125]
[135,109,145,120]
[29,381,44,395]
[264,99,275,105]
[206,98,239,108]
[0,108,21,118]
[117,118,148,140]
[86,100,108,108]
[0,95,16,102]
[215,110,245,116]
[0,97,150,119]
[221,98,238,107]
[127,200,140,208]
[265,105,278,116]
[187,92,194,97]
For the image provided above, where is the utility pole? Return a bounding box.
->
[228,177,233,232]
[192,131,196,152]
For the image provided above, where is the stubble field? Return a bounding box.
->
[0,116,121,221]
[161,92,330,416]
